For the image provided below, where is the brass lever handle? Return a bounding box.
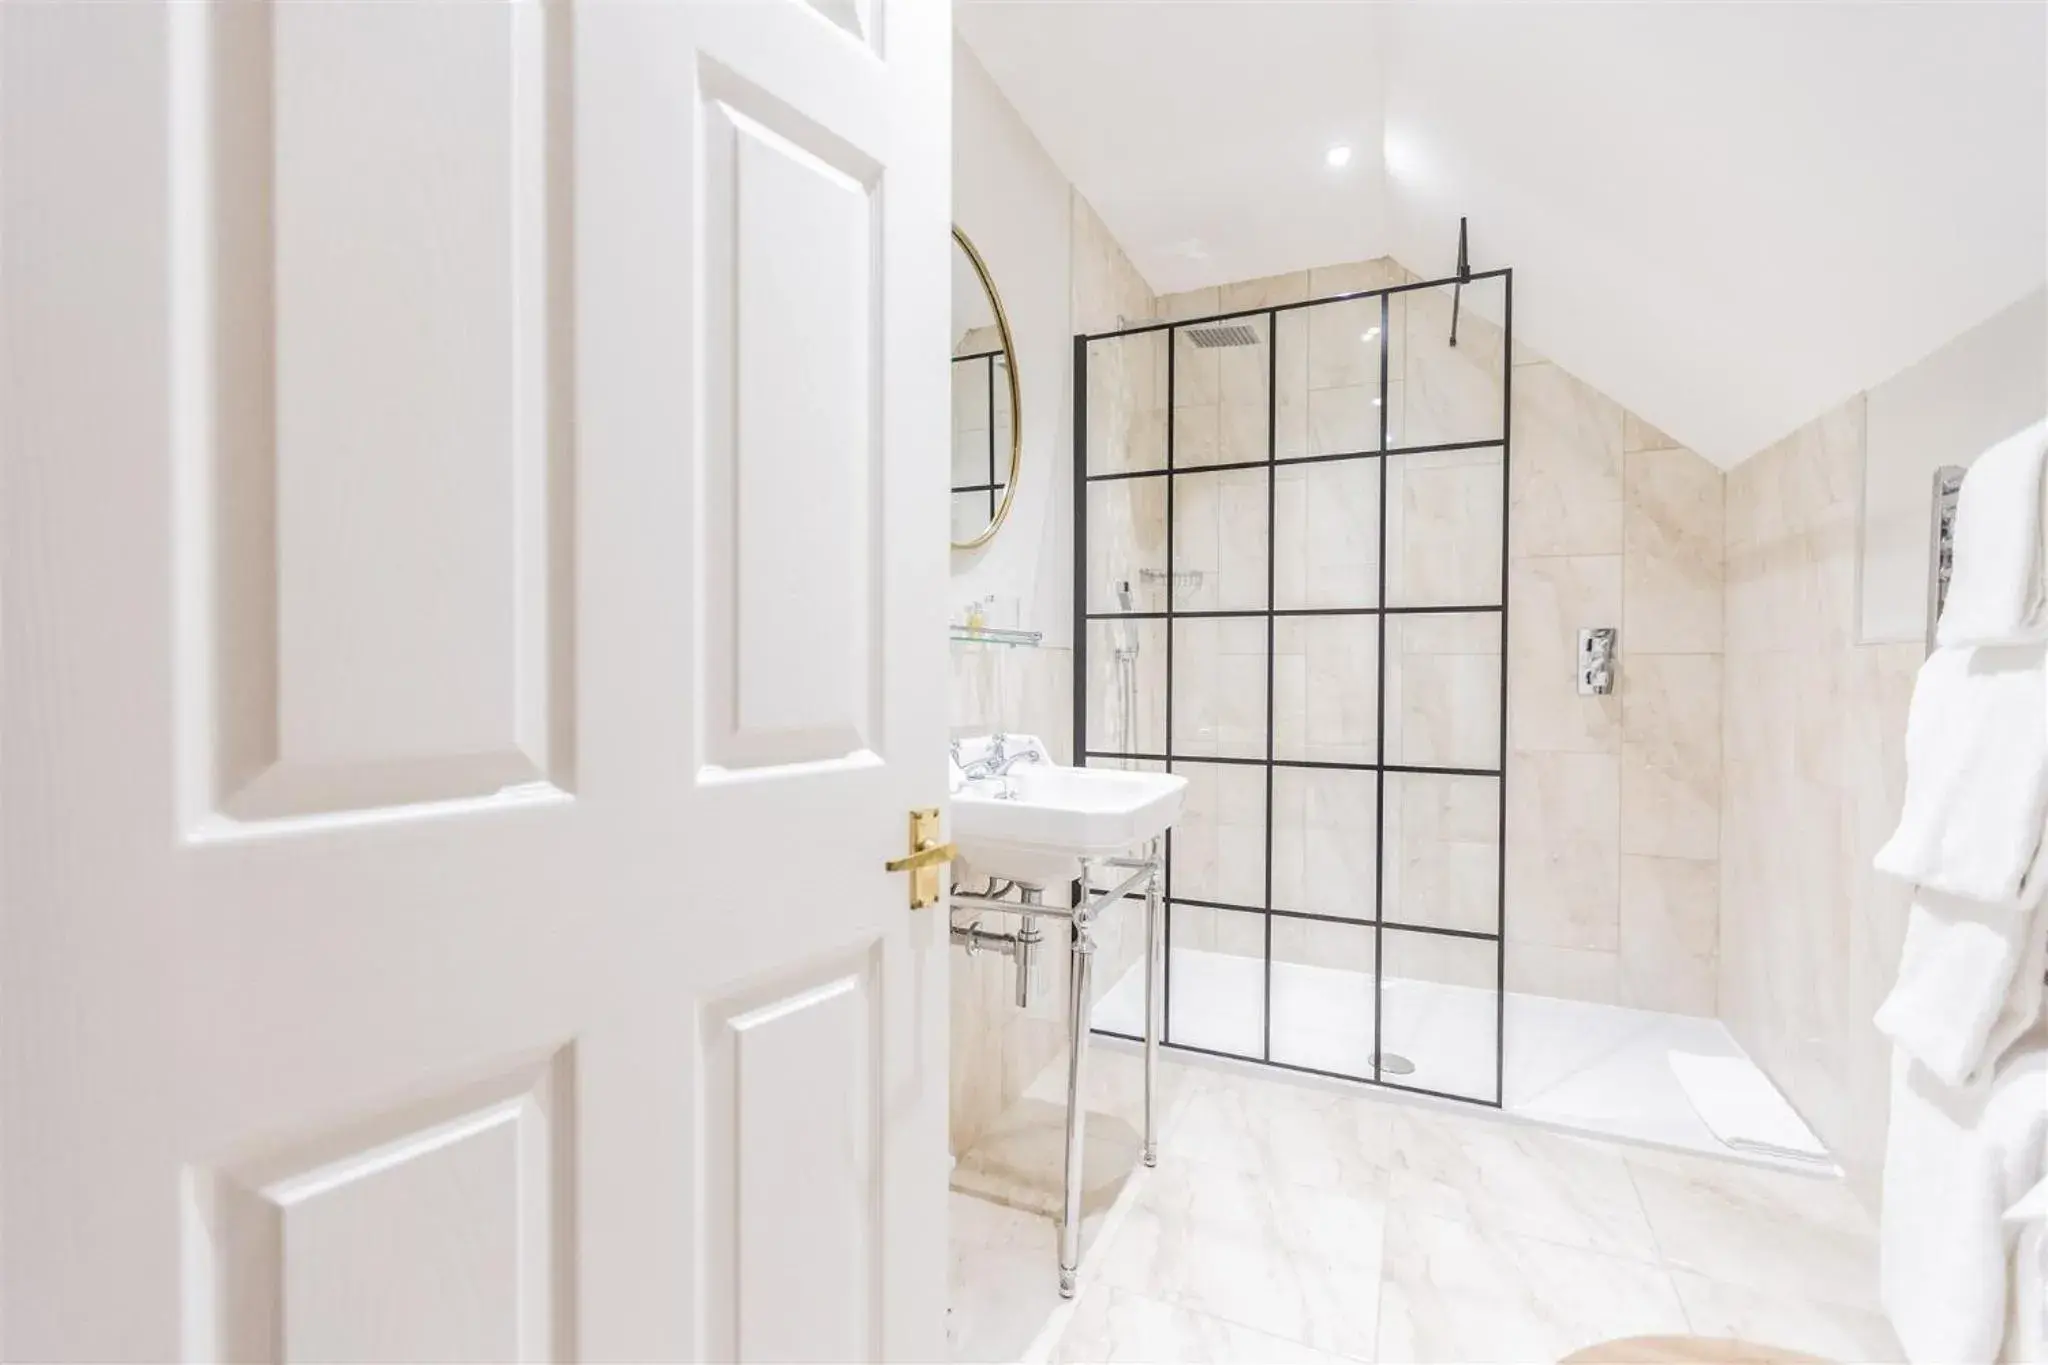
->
[886,807,954,909]
[885,843,958,874]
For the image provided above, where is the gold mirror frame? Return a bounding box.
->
[951,225,1023,550]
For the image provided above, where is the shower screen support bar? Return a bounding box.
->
[1449,215,1472,347]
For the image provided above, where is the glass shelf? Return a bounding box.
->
[949,625,1041,648]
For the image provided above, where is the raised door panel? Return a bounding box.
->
[701,950,880,1363]
[697,70,881,778]
[185,1055,569,1363]
[178,0,573,828]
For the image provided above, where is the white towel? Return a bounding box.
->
[1875,643,2048,904]
[1881,1037,2048,1364]
[1875,882,2048,1089]
[1937,418,2048,648]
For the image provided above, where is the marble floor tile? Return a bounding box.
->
[950,1193,1072,1364]
[1624,1147,1882,1312]
[1669,1269,1905,1363]
[1095,1156,1388,1359]
[1051,1284,1363,1365]
[1384,1107,1663,1262]
[1167,1069,1400,1191]
[1376,1205,1690,1364]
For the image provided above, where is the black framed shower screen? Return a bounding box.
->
[1072,267,1513,1107]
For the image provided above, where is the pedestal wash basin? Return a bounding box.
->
[952,761,1187,888]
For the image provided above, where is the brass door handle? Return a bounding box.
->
[886,807,955,909]
[885,844,958,873]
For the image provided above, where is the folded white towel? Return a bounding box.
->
[1882,1037,2048,1364]
[1875,643,2048,904]
[1875,883,2048,1088]
[1937,418,2048,648]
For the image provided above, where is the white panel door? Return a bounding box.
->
[0,1,951,1360]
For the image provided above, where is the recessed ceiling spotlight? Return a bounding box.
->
[1325,144,1353,168]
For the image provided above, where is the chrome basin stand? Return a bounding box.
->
[950,841,1164,1298]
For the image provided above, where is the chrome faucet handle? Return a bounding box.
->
[950,738,964,766]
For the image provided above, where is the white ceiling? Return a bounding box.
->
[956,0,2048,467]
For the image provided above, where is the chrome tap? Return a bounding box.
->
[957,733,1042,782]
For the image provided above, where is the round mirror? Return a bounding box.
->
[950,226,1021,550]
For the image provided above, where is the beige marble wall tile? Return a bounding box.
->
[1504,944,1621,1005]
[1624,445,1724,654]
[1220,270,1311,311]
[1618,854,1718,1017]
[1717,386,1921,1205]
[1506,750,1620,950]
[1621,653,1722,861]
[1723,400,1862,655]
[1161,285,1221,322]
[1071,191,1157,335]
[1307,257,1409,296]
[1623,411,1679,453]
[1509,555,1623,754]
[1511,363,1624,558]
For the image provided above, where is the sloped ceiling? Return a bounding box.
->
[956,0,2048,468]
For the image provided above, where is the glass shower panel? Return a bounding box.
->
[1085,618,1166,759]
[1270,766,1377,920]
[1273,459,1381,610]
[1086,475,1170,616]
[1389,276,1508,451]
[1382,771,1501,936]
[1278,294,1390,458]
[1272,615,1379,764]
[1383,448,1505,610]
[1170,466,1270,612]
[1269,916,1377,1076]
[1383,612,1503,771]
[1165,903,1265,1058]
[1171,618,1268,761]
[1379,928,1500,1102]
[1166,760,1266,908]
[1171,312,1271,471]
[1085,331,1169,476]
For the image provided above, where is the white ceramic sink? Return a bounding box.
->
[952,764,1188,888]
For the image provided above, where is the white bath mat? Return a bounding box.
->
[1667,1050,1831,1164]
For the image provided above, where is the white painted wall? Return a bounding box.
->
[952,40,1074,648]
[1858,288,2048,643]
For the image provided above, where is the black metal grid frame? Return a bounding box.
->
[949,349,1008,527]
[1071,266,1513,1108]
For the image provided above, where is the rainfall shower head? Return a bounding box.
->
[1180,322,1261,349]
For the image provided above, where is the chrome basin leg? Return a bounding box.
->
[1143,844,1161,1167]
[1058,912,1095,1299]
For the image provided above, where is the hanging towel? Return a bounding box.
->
[1874,643,2048,904]
[1937,418,2048,648]
[1881,1036,2048,1364]
[1874,881,2048,1088]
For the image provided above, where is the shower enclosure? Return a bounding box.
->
[1073,266,1514,1105]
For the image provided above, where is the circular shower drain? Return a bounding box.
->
[1371,1052,1416,1076]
